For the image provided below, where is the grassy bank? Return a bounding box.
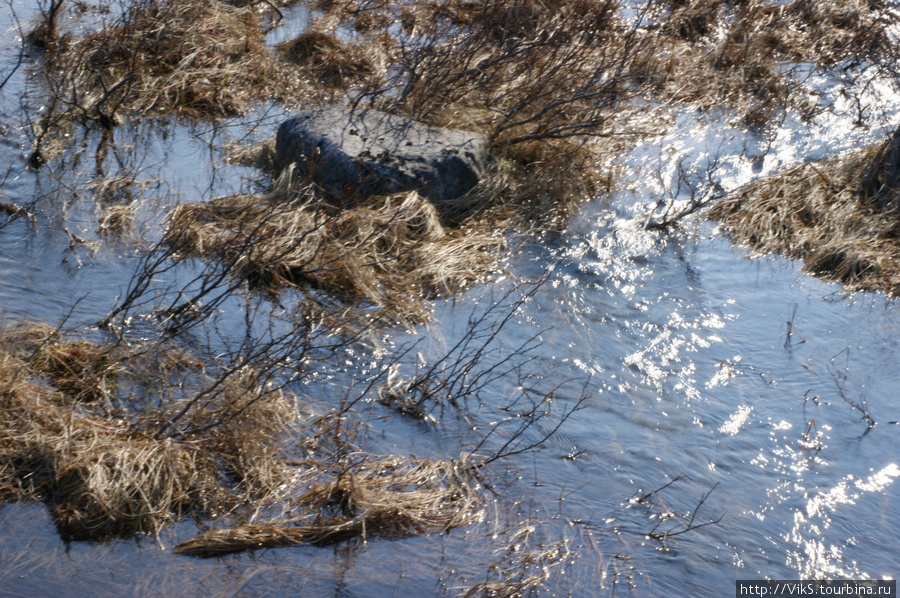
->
[710,136,900,295]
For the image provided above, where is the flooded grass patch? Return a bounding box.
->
[23,0,326,165]
[27,0,899,228]
[174,455,479,557]
[710,133,900,295]
[162,170,503,325]
[0,322,298,540]
[644,0,898,124]
[9,0,900,592]
[0,303,569,563]
[31,0,307,120]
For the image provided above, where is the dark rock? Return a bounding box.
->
[275,107,488,206]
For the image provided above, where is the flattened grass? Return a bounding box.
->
[174,455,480,557]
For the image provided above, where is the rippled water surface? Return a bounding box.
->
[2,1,900,596]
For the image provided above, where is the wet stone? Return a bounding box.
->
[275,107,488,205]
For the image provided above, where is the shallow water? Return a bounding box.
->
[2,2,900,597]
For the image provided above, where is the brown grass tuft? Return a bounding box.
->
[710,139,900,295]
[173,454,479,557]
[0,349,220,539]
[32,0,318,123]
[278,31,374,88]
[0,322,486,549]
[643,0,897,122]
[0,323,298,540]
[2,322,122,403]
[494,138,614,226]
[163,172,503,324]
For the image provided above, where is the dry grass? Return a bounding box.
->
[225,137,280,171]
[31,0,316,123]
[494,138,615,227]
[3,322,123,403]
[0,321,489,549]
[174,454,479,557]
[642,0,897,124]
[654,0,891,63]
[278,30,375,88]
[163,170,503,324]
[710,142,900,295]
[0,347,220,539]
[0,322,298,540]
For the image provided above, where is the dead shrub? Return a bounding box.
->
[381,0,629,138]
[709,141,900,295]
[346,0,645,223]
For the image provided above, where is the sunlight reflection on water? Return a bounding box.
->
[2,2,900,594]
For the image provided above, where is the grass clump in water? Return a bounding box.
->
[28,0,314,126]
[173,454,480,557]
[640,0,898,126]
[163,169,503,324]
[0,321,487,549]
[0,322,298,541]
[710,132,900,295]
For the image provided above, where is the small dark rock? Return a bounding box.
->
[275,107,488,206]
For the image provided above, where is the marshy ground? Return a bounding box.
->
[3,0,900,595]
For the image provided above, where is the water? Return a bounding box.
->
[518,223,900,588]
[2,2,900,596]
